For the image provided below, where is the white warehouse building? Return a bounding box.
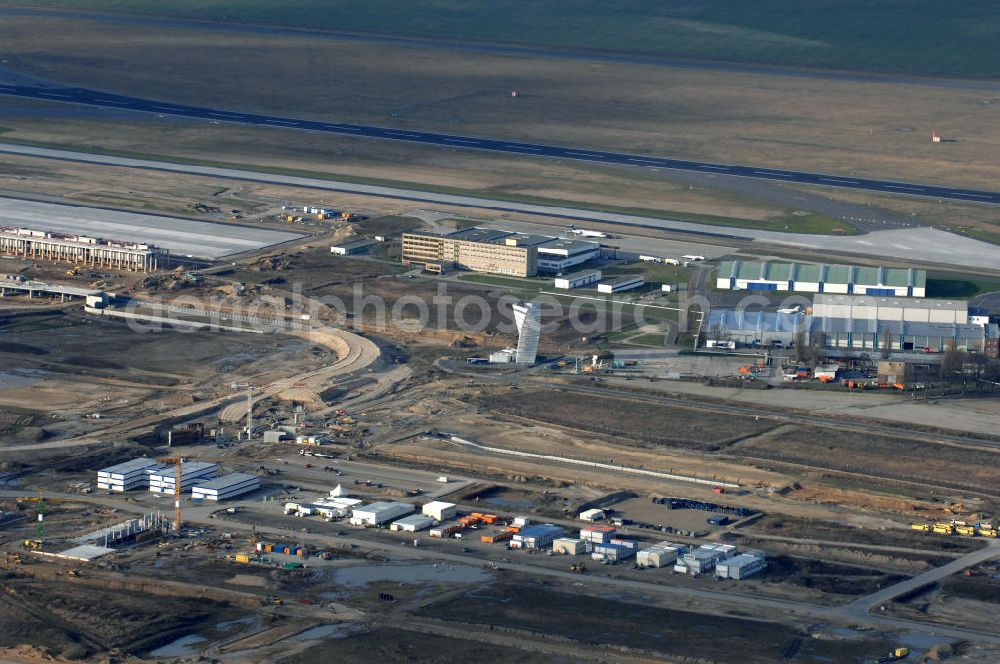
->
[553,269,602,290]
[97,458,160,492]
[191,472,260,501]
[422,501,457,521]
[350,501,414,526]
[390,514,435,532]
[597,275,645,293]
[147,461,218,495]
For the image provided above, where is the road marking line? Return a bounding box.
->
[819,178,860,184]
[506,144,540,150]
[386,131,421,138]
[209,112,245,119]
[953,193,991,199]
[698,165,730,171]
[327,126,360,131]
[37,92,72,99]
[627,158,660,164]
[565,151,603,158]
[444,138,480,144]
[885,185,924,192]
[753,170,794,178]
[94,99,130,105]
[265,119,299,125]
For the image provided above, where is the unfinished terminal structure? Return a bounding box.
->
[0,227,167,272]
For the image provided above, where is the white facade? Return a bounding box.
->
[390,514,435,532]
[812,294,968,325]
[716,553,767,579]
[553,269,602,290]
[351,501,414,525]
[552,538,586,555]
[579,508,605,521]
[513,302,541,364]
[597,276,644,293]
[536,238,600,271]
[147,462,217,494]
[97,457,159,492]
[637,544,680,568]
[191,472,260,501]
[422,501,457,521]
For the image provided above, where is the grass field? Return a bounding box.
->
[15,1,1000,78]
[469,387,776,451]
[734,428,1000,496]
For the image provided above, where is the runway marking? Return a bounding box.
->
[885,185,925,192]
[819,178,860,185]
[443,138,480,144]
[753,170,794,178]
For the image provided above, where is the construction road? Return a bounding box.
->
[1,84,998,206]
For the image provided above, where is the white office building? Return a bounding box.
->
[637,543,681,568]
[716,552,767,579]
[147,461,218,495]
[97,458,160,492]
[191,472,260,501]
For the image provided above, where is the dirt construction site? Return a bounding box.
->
[0,173,994,664]
[0,8,999,660]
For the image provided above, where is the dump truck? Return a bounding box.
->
[910,523,930,532]
[932,522,955,535]
[876,647,909,663]
[956,525,978,537]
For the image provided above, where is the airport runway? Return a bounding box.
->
[1,83,999,206]
[6,142,1000,271]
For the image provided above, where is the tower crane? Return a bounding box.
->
[156,456,228,532]
[230,382,258,440]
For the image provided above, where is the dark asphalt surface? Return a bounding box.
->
[2,83,999,207]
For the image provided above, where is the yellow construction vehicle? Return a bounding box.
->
[22,539,41,551]
[979,527,998,538]
[932,522,955,535]
[910,523,930,532]
[956,525,977,537]
[66,266,82,277]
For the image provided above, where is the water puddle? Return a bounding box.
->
[149,634,207,657]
